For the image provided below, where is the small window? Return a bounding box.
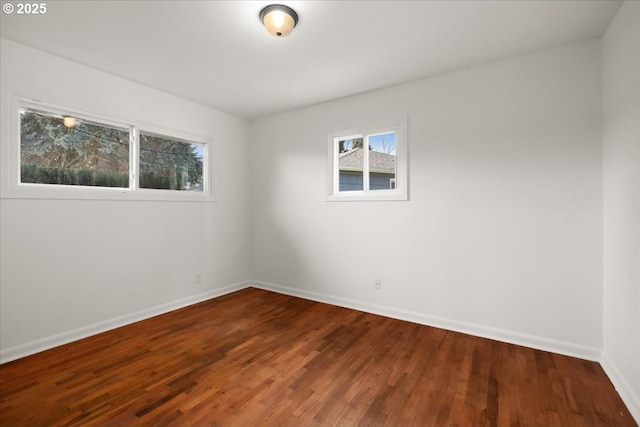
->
[20,108,130,188]
[327,119,407,201]
[139,133,204,192]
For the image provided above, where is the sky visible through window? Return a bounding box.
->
[341,132,395,154]
[194,144,204,161]
[369,132,395,154]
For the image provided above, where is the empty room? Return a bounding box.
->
[0,1,638,425]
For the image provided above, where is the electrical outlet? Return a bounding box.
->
[374,279,382,290]
[194,272,202,284]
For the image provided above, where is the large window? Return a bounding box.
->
[327,119,407,201]
[7,101,212,201]
[20,108,131,188]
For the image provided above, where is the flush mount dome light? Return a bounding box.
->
[260,4,298,37]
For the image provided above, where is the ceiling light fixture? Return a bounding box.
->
[260,4,298,37]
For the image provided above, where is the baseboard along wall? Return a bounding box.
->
[250,281,602,362]
[0,281,251,364]
[2,279,636,425]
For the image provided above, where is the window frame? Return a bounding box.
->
[326,117,408,202]
[2,95,215,202]
[135,127,209,195]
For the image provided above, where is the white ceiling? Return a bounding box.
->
[0,1,621,120]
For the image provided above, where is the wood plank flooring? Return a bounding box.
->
[0,288,636,426]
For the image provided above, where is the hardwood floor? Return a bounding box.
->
[0,288,635,426]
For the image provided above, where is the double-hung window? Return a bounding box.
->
[4,99,213,201]
[327,118,407,201]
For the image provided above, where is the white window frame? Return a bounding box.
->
[135,127,210,195]
[326,117,408,202]
[1,95,215,202]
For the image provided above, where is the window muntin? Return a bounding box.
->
[139,133,204,192]
[328,119,407,201]
[20,108,130,188]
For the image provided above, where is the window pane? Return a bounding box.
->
[20,108,130,187]
[139,133,204,191]
[338,138,364,191]
[368,132,396,191]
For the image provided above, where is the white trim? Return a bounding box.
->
[1,91,217,202]
[3,278,632,423]
[325,189,409,202]
[0,278,607,366]
[363,134,370,192]
[251,280,602,362]
[4,277,628,420]
[601,352,640,425]
[137,126,211,195]
[0,281,251,364]
[326,117,408,202]
[131,125,139,190]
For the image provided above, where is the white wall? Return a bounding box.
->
[251,40,603,359]
[602,1,640,421]
[0,38,252,362]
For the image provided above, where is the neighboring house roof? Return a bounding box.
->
[339,147,395,174]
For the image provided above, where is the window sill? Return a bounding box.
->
[325,190,408,202]
[0,185,217,202]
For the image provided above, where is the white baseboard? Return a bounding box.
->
[0,280,251,364]
[4,279,633,422]
[2,279,602,364]
[601,352,640,425]
[251,280,602,362]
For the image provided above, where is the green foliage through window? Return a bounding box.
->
[19,107,206,193]
[20,109,129,188]
[139,133,203,191]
